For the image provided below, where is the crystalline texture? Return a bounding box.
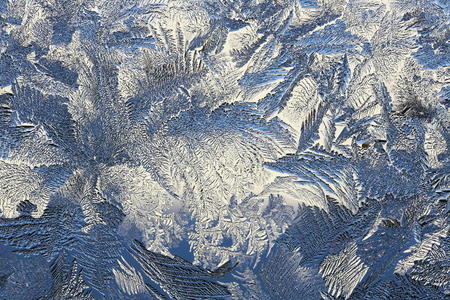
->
[0,0,449,299]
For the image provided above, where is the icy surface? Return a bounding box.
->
[0,0,449,299]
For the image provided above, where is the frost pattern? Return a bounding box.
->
[0,0,449,299]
